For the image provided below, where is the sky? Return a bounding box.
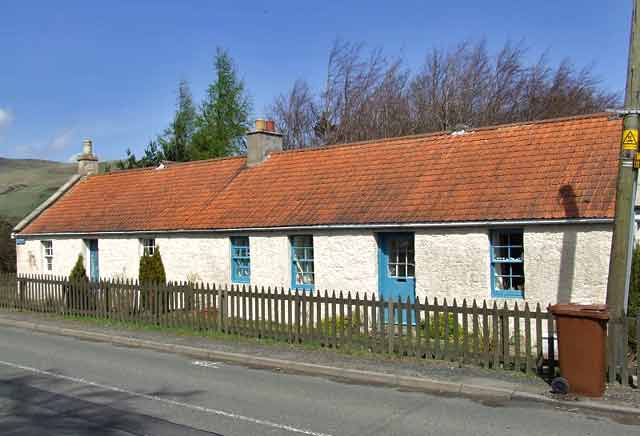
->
[0,0,633,163]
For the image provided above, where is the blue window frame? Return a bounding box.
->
[291,235,314,291]
[231,236,250,283]
[490,229,524,298]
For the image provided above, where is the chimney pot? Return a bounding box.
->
[255,118,266,131]
[77,138,99,176]
[265,120,275,132]
[82,139,93,155]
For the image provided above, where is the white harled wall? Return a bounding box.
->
[16,237,85,277]
[16,223,613,306]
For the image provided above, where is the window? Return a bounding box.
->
[141,238,155,256]
[291,235,314,290]
[42,240,53,271]
[231,236,250,283]
[490,229,524,298]
[387,238,415,279]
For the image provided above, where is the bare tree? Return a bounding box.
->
[268,80,318,149]
[270,38,619,149]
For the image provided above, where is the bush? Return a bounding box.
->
[139,248,166,312]
[318,311,362,333]
[69,254,88,282]
[67,254,92,310]
[419,312,456,339]
[419,313,495,353]
[139,248,166,284]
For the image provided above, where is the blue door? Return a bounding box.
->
[378,233,416,323]
[88,239,99,281]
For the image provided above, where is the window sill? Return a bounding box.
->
[491,290,525,299]
[292,285,315,292]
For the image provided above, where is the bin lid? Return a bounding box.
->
[548,303,609,320]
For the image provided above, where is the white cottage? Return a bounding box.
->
[13,114,621,307]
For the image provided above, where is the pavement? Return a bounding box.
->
[0,311,638,435]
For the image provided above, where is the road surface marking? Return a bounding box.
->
[0,359,333,436]
[192,360,220,368]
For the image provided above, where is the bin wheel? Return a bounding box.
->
[551,377,569,395]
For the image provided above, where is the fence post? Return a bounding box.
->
[219,285,226,333]
[547,309,556,377]
[388,295,395,355]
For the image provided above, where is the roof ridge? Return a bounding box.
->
[93,154,246,178]
[271,112,614,157]
[96,113,614,178]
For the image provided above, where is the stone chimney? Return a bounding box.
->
[246,119,282,167]
[77,139,99,176]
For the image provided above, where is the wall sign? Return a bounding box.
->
[15,238,25,245]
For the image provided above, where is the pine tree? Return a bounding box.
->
[191,48,252,159]
[159,80,197,162]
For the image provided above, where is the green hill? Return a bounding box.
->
[0,157,76,224]
[0,157,76,272]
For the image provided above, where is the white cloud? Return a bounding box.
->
[0,108,13,130]
[48,128,75,151]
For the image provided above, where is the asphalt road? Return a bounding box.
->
[0,326,637,436]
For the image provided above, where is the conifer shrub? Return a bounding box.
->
[69,254,88,283]
[139,248,167,313]
[67,254,90,311]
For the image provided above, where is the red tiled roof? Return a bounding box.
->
[20,113,621,234]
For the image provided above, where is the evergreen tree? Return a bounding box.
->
[139,248,166,312]
[191,48,252,159]
[159,80,197,162]
[68,254,88,311]
[151,248,166,284]
[69,254,88,282]
[117,140,164,169]
[139,248,166,284]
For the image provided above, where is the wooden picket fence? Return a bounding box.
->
[0,273,565,377]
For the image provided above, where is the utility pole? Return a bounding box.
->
[606,0,640,319]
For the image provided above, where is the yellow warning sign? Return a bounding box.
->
[623,129,638,150]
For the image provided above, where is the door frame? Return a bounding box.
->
[376,231,416,302]
[85,239,99,281]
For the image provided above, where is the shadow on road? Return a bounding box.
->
[0,371,221,435]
